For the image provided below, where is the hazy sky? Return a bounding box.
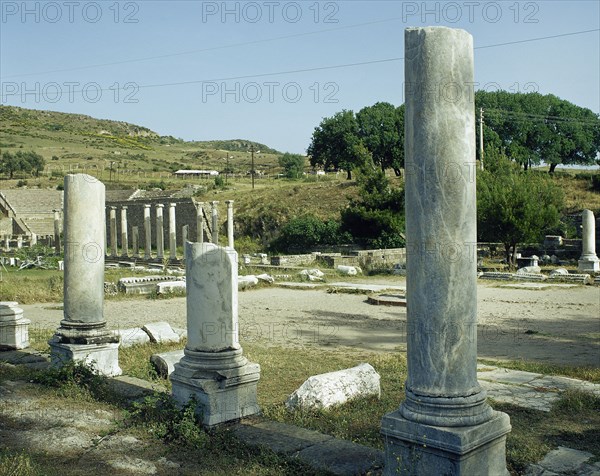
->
[1,0,599,153]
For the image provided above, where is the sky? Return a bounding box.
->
[1,0,599,154]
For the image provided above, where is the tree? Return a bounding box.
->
[476,91,600,172]
[0,150,45,179]
[307,110,366,180]
[278,152,305,179]
[340,166,405,249]
[269,215,350,253]
[477,157,564,266]
[356,102,404,175]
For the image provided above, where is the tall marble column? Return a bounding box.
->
[182,225,189,260]
[196,203,204,243]
[132,226,140,258]
[169,202,177,260]
[381,27,510,475]
[3,235,9,252]
[109,206,118,257]
[120,206,128,257]
[171,242,260,426]
[578,209,599,272]
[53,209,61,254]
[211,201,219,245]
[225,200,234,249]
[49,174,121,376]
[156,204,164,260]
[144,204,152,259]
[16,235,22,249]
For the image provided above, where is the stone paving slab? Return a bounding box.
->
[234,419,384,476]
[525,446,600,476]
[234,419,333,455]
[499,283,579,289]
[327,282,405,292]
[479,380,559,412]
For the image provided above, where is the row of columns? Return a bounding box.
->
[103,200,235,260]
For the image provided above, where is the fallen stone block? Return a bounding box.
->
[480,272,514,281]
[514,273,546,281]
[549,268,569,276]
[286,363,380,410]
[256,273,275,283]
[150,349,184,378]
[547,273,592,285]
[142,322,180,344]
[156,281,186,294]
[118,276,184,294]
[336,265,358,276]
[116,328,151,347]
[516,266,541,274]
[239,275,259,290]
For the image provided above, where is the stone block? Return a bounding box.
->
[0,302,30,350]
[142,322,180,344]
[286,363,380,410]
[116,328,151,347]
[49,338,121,376]
[150,349,184,378]
[156,281,186,294]
[548,273,592,285]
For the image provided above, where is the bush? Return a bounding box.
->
[16,179,28,187]
[592,174,600,192]
[269,215,351,253]
[147,180,166,190]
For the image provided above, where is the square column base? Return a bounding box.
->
[171,362,261,427]
[381,409,511,475]
[0,318,30,350]
[578,259,600,273]
[49,338,122,376]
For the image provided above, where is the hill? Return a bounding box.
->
[0,105,282,177]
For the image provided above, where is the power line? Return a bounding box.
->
[485,108,600,126]
[0,17,405,79]
[1,27,597,82]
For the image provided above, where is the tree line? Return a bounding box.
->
[307,91,600,177]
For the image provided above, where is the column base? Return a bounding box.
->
[49,338,122,376]
[0,318,30,350]
[381,409,511,476]
[170,349,261,427]
[578,258,600,273]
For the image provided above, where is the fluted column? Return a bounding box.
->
[120,206,128,257]
[211,201,219,244]
[578,209,599,272]
[169,202,177,260]
[196,203,204,243]
[109,206,117,257]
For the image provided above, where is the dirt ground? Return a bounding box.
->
[20,279,600,367]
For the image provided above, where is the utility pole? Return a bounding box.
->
[479,107,484,171]
[250,146,255,189]
[109,161,115,182]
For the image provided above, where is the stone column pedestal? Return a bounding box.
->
[49,174,121,376]
[170,242,260,427]
[578,209,599,273]
[0,302,30,350]
[381,27,510,475]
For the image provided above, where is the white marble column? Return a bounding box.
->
[53,209,61,254]
[16,235,22,249]
[132,226,139,258]
[169,202,177,260]
[171,242,260,426]
[211,201,219,245]
[3,235,9,252]
[226,200,234,249]
[156,204,164,260]
[182,224,189,260]
[109,206,118,257]
[578,209,599,272]
[196,203,204,243]
[381,27,510,475]
[49,174,121,376]
[144,204,152,259]
[120,206,128,257]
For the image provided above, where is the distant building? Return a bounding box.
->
[173,170,219,178]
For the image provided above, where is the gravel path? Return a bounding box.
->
[20,280,600,367]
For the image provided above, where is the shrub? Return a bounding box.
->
[269,215,351,253]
